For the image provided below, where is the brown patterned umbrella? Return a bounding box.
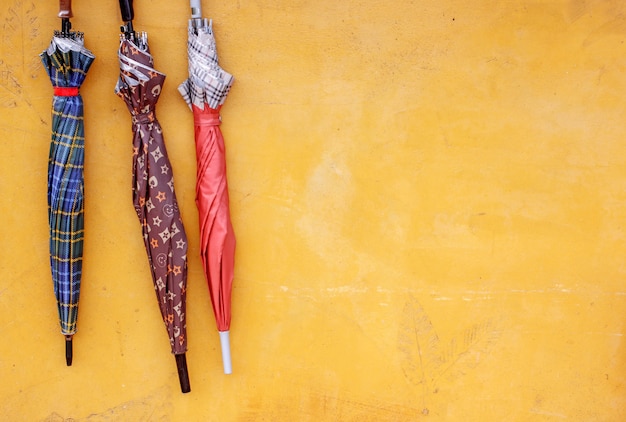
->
[115,0,190,393]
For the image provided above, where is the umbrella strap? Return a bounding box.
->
[194,113,221,126]
[54,87,79,97]
[132,112,155,124]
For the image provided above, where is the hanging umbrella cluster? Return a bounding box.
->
[39,0,238,389]
[115,0,191,393]
[179,0,236,375]
[41,0,95,366]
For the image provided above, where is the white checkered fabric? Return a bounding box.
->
[178,21,234,110]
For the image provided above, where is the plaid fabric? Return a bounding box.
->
[41,36,94,336]
[178,21,234,110]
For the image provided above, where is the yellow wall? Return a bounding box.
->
[2,0,626,420]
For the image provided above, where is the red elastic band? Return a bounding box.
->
[54,87,79,96]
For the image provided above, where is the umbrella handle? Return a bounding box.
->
[118,0,137,42]
[58,0,72,18]
[58,0,72,34]
[190,0,202,19]
[119,0,134,22]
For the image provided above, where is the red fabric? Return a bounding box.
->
[54,87,79,96]
[193,104,235,332]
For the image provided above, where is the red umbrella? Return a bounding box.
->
[179,0,236,374]
[115,0,191,392]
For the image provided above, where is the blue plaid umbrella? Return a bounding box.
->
[41,21,94,366]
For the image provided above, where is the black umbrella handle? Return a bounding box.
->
[119,0,135,39]
[119,0,134,22]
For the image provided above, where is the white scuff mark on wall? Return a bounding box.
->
[273,282,622,302]
[325,286,368,294]
[462,295,493,301]
[296,145,354,263]
[529,409,567,419]
[274,285,369,298]
[509,288,573,294]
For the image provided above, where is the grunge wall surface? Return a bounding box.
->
[1,0,625,420]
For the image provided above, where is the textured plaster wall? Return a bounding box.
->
[1,0,626,420]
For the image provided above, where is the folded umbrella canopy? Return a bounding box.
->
[179,0,236,374]
[115,0,191,393]
[40,0,95,366]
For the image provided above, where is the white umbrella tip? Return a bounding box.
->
[219,331,232,374]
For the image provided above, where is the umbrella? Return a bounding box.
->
[40,0,95,366]
[178,0,236,374]
[115,0,191,393]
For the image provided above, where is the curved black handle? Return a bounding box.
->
[119,0,134,22]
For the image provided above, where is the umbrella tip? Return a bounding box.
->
[65,336,73,366]
[219,331,232,375]
[175,353,191,393]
